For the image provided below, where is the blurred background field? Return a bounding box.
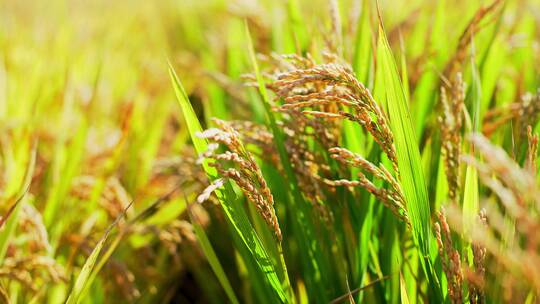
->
[0,0,539,303]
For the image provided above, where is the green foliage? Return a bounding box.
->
[1,0,540,303]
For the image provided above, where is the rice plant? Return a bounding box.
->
[1,0,540,303]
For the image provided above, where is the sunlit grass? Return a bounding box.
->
[0,0,539,303]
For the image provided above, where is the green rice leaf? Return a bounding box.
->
[286,0,308,53]
[374,19,442,299]
[375,21,431,256]
[352,0,372,84]
[189,203,240,304]
[463,44,481,239]
[400,273,411,304]
[65,204,130,304]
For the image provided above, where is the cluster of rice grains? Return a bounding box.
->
[225,118,335,222]
[439,73,466,203]
[435,208,463,304]
[484,90,540,137]
[197,119,282,241]
[191,49,422,301]
[435,134,540,303]
[199,53,410,231]
[0,203,65,294]
[435,207,490,304]
[268,55,407,223]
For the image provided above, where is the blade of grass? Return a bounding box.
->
[352,0,373,84]
[0,139,36,263]
[400,273,411,304]
[286,0,308,53]
[202,51,229,121]
[329,276,388,304]
[462,47,481,237]
[65,202,132,304]
[373,13,442,301]
[188,201,240,304]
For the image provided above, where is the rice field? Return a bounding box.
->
[1,0,540,303]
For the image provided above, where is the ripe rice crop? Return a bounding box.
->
[1,0,539,303]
